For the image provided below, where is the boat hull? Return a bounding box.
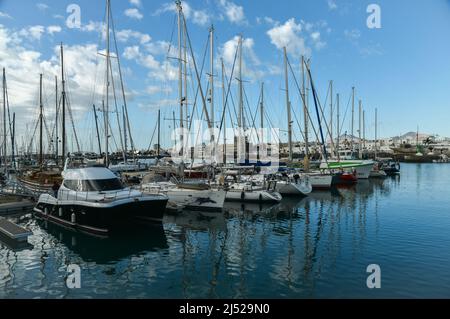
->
[34,195,168,236]
[225,190,282,203]
[275,181,312,196]
[166,189,226,212]
[308,174,333,190]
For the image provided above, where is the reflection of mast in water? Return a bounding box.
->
[207,223,229,298]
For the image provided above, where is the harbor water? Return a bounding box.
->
[1,163,450,298]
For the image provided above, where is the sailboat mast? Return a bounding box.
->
[2,68,6,170]
[55,76,58,164]
[363,109,366,151]
[176,0,184,158]
[351,86,355,154]
[123,105,127,159]
[209,25,215,162]
[93,104,102,155]
[12,113,15,170]
[39,73,43,169]
[375,108,378,159]
[359,99,362,159]
[60,43,66,165]
[302,56,309,158]
[260,82,264,144]
[221,58,226,165]
[238,35,244,130]
[283,47,293,162]
[157,109,161,157]
[330,80,333,157]
[105,0,111,166]
[336,93,340,158]
[237,35,244,164]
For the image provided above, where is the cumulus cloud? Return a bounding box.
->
[218,0,246,25]
[267,18,310,57]
[327,0,338,10]
[218,35,267,81]
[129,0,141,7]
[124,8,143,20]
[267,18,329,57]
[116,29,151,44]
[0,12,12,19]
[154,2,211,26]
[19,25,46,41]
[47,25,62,35]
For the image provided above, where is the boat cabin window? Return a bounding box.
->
[64,178,123,192]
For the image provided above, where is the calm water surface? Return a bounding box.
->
[1,163,450,298]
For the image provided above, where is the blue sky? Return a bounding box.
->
[0,0,450,151]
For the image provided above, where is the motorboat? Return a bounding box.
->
[34,159,168,236]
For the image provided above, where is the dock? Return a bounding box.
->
[0,218,33,242]
[0,200,35,215]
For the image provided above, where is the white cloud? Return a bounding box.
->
[123,46,141,60]
[146,85,172,95]
[0,25,102,147]
[53,14,64,20]
[144,41,171,56]
[47,25,62,35]
[36,3,49,11]
[80,21,103,33]
[19,25,46,41]
[310,31,326,50]
[327,0,338,11]
[267,18,310,57]
[116,29,151,44]
[0,11,12,19]
[124,8,143,20]
[267,18,329,56]
[154,2,211,26]
[129,0,141,7]
[218,0,246,25]
[219,36,266,81]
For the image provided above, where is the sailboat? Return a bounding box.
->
[17,72,63,194]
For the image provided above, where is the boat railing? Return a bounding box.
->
[57,186,162,202]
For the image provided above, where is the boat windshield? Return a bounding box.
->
[82,179,124,191]
[64,178,124,192]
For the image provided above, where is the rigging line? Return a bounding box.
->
[263,107,281,144]
[63,68,81,152]
[306,64,334,160]
[182,13,211,129]
[187,32,210,132]
[339,89,353,138]
[108,56,125,154]
[214,43,238,149]
[286,57,325,155]
[242,86,260,143]
[223,66,238,127]
[110,9,135,153]
[147,119,158,152]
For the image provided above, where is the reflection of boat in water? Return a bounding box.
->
[223,200,280,215]
[38,220,167,264]
[164,210,226,232]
